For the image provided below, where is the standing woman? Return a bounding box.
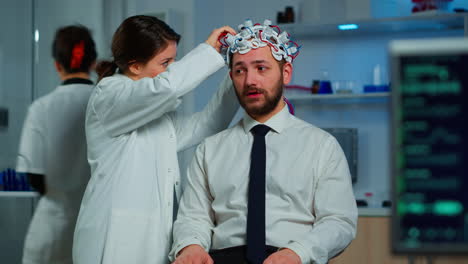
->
[16,25,97,264]
[72,15,238,264]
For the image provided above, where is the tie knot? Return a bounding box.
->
[251,124,270,137]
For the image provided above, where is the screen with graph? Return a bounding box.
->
[390,38,468,254]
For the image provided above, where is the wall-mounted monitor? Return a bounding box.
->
[322,128,358,183]
[390,37,468,254]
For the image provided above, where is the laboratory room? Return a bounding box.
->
[1,0,468,263]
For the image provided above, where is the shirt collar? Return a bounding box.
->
[242,104,291,135]
[62,78,93,85]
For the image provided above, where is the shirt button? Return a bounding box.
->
[168,168,172,173]
[169,134,174,138]
[175,181,179,186]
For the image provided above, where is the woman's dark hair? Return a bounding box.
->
[96,15,181,81]
[52,25,97,74]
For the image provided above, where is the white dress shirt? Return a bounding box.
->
[171,105,358,264]
[72,43,239,264]
[17,81,93,264]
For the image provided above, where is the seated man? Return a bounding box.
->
[170,19,357,264]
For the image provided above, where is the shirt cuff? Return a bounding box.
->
[285,241,311,264]
[169,238,207,261]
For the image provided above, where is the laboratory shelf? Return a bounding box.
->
[286,92,390,101]
[279,13,468,37]
[0,191,38,197]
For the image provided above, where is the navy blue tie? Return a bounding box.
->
[246,124,270,264]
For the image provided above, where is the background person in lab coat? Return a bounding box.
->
[16,25,97,264]
[72,15,238,264]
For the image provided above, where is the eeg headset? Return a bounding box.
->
[219,19,300,64]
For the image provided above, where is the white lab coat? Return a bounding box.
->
[72,43,238,264]
[17,81,94,264]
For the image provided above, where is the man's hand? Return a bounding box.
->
[172,244,213,264]
[263,248,301,264]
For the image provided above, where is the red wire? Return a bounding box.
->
[269,25,281,34]
[218,32,229,47]
[258,30,279,52]
[283,97,295,115]
[289,41,301,60]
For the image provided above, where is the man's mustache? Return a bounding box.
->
[244,87,265,96]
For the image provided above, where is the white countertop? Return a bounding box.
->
[358,207,391,217]
[0,191,39,197]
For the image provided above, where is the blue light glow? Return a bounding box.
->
[338,24,359,30]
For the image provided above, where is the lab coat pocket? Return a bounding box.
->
[102,209,169,264]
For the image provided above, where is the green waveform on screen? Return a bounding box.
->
[402,104,461,118]
[434,200,464,216]
[403,127,461,145]
[405,64,449,80]
[403,97,426,108]
[405,144,431,156]
[405,178,459,191]
[404,168,431,179]
[404,121,428,131]
[406,153,460,166]
[399,202,426,215]
[398,200,463,216]
[402,81,461,95]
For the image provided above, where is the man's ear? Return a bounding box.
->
[282,62,293,85]
[229,69,233,80]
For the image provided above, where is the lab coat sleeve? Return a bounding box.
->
[169,142,215,261]
[169,73,239,152]
[91,43,225,137]
[285,136,358,264]
[16,102,47,174]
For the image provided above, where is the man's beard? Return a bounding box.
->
[234,76,283,117]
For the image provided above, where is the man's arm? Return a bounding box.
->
[172,244,213,264]
[169,142,216,261]
[283,136,358,264]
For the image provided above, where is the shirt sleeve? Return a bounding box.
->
[169,142,215,261]
[91,43,225,137]
[16,103,47,174]
[285,136,358,264]
[169,73,239,152]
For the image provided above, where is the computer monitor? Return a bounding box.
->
[390,37,468,254]
[322,128,358,183]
